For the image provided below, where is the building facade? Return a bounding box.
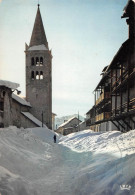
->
[56,117,82,135]
[86,0,135,132]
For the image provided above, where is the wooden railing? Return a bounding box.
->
[112,67,135,92]
[96,92,110,106]
[86,117,95,126]
[111,98,135,117]
[105,112,111,119]
[96,93,104,105]
[95,113,104,121]
[95,112,111,122]
[129,98,135,111]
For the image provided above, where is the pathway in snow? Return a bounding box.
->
[0,127,135,195]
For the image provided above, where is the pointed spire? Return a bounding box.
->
[29,5,48,48]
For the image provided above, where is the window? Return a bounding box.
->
[40,71,43,79]
[31,57,35,66]
[31,71,35,80]
[36,71,40,80]
[40,57,43,66]
[36,57,39,66]
[0,101,4,111]
[3,91,6,97]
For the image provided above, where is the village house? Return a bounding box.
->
[86,0,135,132]
[56,117,82,135]
[0,80,47,128]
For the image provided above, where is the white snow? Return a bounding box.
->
[28,44,47,51]
[0,127,135,195]
[59,130,135,156]
[21,112,47,127]
[12,93,31,107]
[0,80,19,89]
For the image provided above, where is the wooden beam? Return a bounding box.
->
[122,119,132,130]
[120,64,123,114]
[127,58,130,112]
[116,120,125,130]
[115,69,117,116]
[111,70,112,115]
[111,121,120,130]
[130,117,135,123]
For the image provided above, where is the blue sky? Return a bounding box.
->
[0,0,128,117]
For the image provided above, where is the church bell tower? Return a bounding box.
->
[25,4,52,129]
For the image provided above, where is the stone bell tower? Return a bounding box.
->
[25,4,52,129]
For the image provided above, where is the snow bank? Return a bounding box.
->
[0,126,59,195]
[0,127,134,195]
[59,130,135,156]
[0,80,19,89]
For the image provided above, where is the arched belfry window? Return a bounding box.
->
[36,57,39,66]
[40,57,43,66]
[40,71,43,80]
[31,71,34,80]
[36,71,40,80]
[31,57,35,66]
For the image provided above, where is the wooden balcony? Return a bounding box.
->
[86,117,95,126]
[95,112,111,122]
[96,93,104,105]
[95,113,104,122]
[129,98,135,111]
[112,68,135,93]
[111,98,135,118]
[105,112,111,119]
[96,92,110,106]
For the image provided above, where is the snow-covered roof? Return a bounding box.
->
[59,117,80,128]
[21,112,47,127]
[52,113,57,116]
[12,94,31,107]
[28,44,47,51]
[0,80,19,90]
[78,121,85,126]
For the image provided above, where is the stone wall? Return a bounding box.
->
[26,49,52,129]
[11,100,37,128]
[1,87,12,127]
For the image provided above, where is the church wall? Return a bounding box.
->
[26,49,52,129]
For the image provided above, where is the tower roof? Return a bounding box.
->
[29,5,48,48]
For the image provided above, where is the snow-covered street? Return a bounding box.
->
[0,127,135,195]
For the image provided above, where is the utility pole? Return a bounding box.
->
[78,111,80,131]
[41,111,43,127]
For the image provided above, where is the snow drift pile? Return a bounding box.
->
[0,126,134,195]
